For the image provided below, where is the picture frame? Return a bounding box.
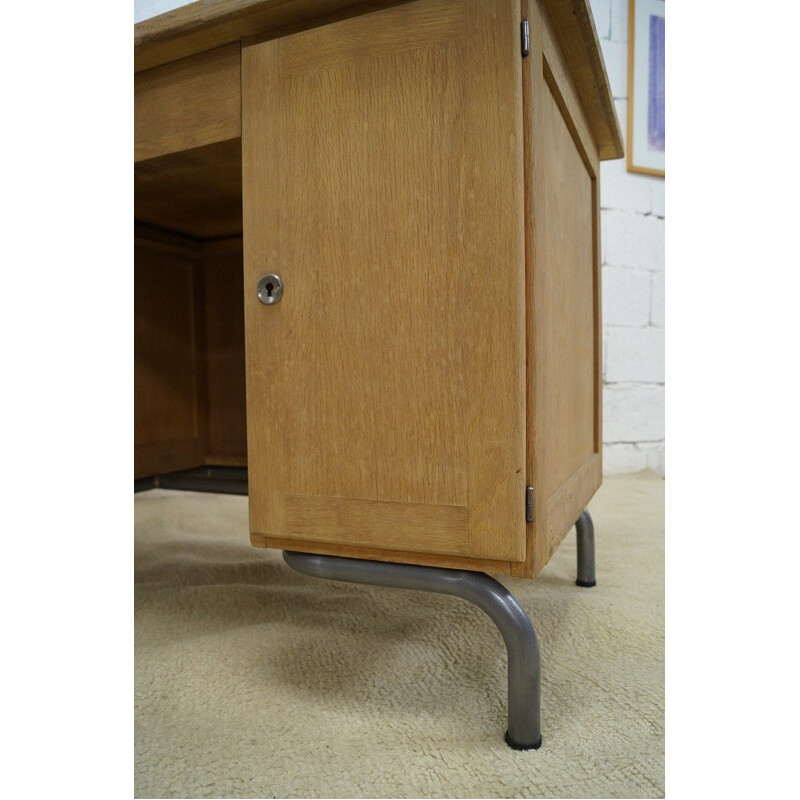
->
[627,0,665,176]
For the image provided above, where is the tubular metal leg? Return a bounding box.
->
[283,550,542,750]
[575,509,596,588]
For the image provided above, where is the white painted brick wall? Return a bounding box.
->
[603,267,651,327]
[595,0,665,477]
[651,271,665,327]
[610,0,629,42]
[592,0,612,39]
[604,384,665,443]
[603,207,665,272]
[135,0,666,477]
[606,327,665,384]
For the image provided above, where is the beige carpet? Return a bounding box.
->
[135,472,664,799]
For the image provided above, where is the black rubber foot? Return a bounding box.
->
[505,731,542,750]
[576,579,596,588]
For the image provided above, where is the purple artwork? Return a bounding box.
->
[647,14,665,152]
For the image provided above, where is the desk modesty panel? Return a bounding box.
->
[134,0,623,579]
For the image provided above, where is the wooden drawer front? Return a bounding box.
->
[135,43,241,162]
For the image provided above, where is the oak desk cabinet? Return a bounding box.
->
[135,0,623,580]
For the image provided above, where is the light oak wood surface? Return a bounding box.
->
[134,0,622,577]
[135,43,241,162]
[134,0,622,160]
[252,532,516,573]
[540,0,623,160]
[243,0,526,564]
[135,0,407,72]
[134,229,208,478]
[517,0,602,576]
[204,238,248,461]
[285,496,470,556]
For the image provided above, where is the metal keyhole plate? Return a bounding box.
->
[257,274,283,305]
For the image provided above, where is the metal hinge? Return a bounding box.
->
[525,485,534,523]
[521,20,530,57]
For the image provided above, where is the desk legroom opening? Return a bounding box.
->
[134,138,246,485]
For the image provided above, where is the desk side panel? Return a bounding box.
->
[517,1,602,577]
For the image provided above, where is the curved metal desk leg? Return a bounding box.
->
[575,509,596,588]
[283,551,542,750]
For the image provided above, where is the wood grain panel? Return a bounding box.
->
[135,439,206,477]
[279,0,462,78]
[462,0,526,561]
[516,0,540,578]
[135,43,241,162]
[204,238,248,461]
[134,232,207,477]
[535,79,596,492]
[541,10,598,174]
[135,0,412,72]
[519,0,601,577]
[539,0,623,159]
[134,0,622,163]
[545,454,600,559]
[243,36,286,542]
[243,0,525,563]
[278,32,470,510]
[253,533,515,574]
[285,496,469,555]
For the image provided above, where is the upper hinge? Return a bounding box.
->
[525,485,534,523]
[521,20,530,57]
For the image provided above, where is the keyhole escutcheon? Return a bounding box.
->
[257,274,283,305]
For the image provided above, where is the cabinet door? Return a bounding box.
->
[243,0,526,564]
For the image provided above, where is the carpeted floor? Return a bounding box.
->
[135,471,664,799]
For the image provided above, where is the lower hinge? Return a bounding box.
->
[521,20,530,57]
[525,485,534,523]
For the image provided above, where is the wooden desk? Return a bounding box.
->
[135,0,623,579]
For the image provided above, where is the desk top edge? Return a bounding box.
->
[134,0,623,161]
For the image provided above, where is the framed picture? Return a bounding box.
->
[627,0,665,176]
